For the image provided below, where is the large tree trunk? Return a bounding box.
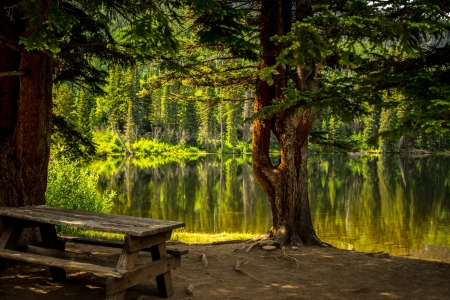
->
[252,0,322,246]
[0,4,53,209]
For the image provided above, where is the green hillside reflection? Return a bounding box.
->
[93,154,450,262]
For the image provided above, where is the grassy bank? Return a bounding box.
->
[62,229,256,244]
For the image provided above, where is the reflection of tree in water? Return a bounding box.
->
[94,154,449,261]
[95,155,271,234]
[309,154,450,262]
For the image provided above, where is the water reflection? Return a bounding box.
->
[309,154,450,262]
[93,154,450,262]
[95,155,272,234]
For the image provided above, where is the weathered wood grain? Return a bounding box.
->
[0,206,185,236]
[59,235,188,256]
[106,255,181,295]
[150,243,174,297]
[19,245,116,265]
[0,224,23,276]
[0,249,126,278]
[39,223,67,281]
[125,232,172,253]
[106,235,140,300]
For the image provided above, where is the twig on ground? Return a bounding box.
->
[200,253,208,267]
[185,281,211,296]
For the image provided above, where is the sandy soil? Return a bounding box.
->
[0,241,449,300]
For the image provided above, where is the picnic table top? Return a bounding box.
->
[0,206,185,237]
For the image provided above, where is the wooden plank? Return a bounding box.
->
[0,224,23,276]
[150,243,174,298]
[59,236,188,256]
[0,249,126,278]
[20,245,112,263]
[35,206,180,228]
[106,255,181,295]
[0,206,184,236]
[124,232,172,253]
[40,223,66,281]
[0,216,41,229]
[35,205,183,230]
[106,236,140,300]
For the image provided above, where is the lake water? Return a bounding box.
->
[94,154,450,263]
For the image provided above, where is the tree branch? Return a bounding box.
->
[58,42,113,48]
[0,71,26,78]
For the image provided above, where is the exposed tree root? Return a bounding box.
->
[248,233,271,242]
[234,245,248,252]
[246,241,260,252]
[234,261,264,283]
[246,240,280,252]
[277,246,300,267]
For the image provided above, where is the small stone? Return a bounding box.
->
[291,246,299,250]
[262,245,277,251]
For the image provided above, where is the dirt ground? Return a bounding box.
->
[0,241,449,300]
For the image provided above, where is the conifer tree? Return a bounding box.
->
[250,0,450,246]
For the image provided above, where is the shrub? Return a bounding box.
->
[45,158,115,234]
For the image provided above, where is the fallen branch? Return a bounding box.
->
[0,71,26,78]
[234,261,264,283]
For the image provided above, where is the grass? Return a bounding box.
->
[171,230,256,244]
[62,228,257,244]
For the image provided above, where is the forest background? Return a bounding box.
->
[54,62,449,158]
[52,2,450,159]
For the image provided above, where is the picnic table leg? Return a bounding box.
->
[39,223,67,281]
[150,243,174,298]
[106,235,139,300]
[0,219,23,276]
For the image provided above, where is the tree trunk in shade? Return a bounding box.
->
[252,0,323,246]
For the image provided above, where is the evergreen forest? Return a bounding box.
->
[47,1,450,158]
[53,62,450,157]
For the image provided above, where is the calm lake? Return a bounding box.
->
[94,154,450,263]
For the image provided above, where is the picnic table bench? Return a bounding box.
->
[0,205,186,299]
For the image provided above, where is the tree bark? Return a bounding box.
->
[252,0,322,246]
[0,3,53,209]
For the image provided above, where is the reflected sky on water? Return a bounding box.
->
[94,154,450,262]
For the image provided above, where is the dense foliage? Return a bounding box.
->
[50,0,450,156]
[46,158,115,212]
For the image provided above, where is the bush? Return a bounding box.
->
[45,158,115,235]
[46,159,115,213]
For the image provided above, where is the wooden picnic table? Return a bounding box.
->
[0,205,186,299]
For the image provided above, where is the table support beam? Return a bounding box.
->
[39,223,67,281]
[106,235,140,300]
[0,219,23,276]
[150,242,174,298]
